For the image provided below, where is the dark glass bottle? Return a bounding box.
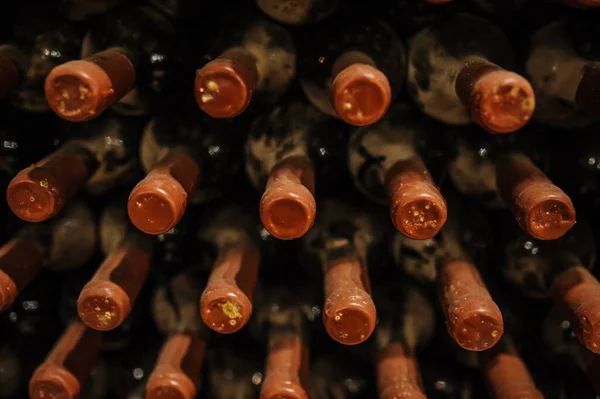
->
[1,270,63,352]
[0,200,96,312]
[310,348,376,398]
[45,6,180,121]
[560,127,600,210]
[526,17,600,128]
[503,223,600,354]
[407,13,535,134]
[348,103,448,239]
[298,14,405,126]
[7,111,143,223]
[469,0,528,14]
[541,307,600,394]
[374,283,435,398]
[61,0,125,22]
[447,127,575,240]
[256,0,338,24]
[128,107,243,235]
[205,346,263,399]
[420,348,476,399]
[373,0,457,36]
[194,13,295,119]
[148,0,204,18]
[77,199,152,332]
[0,107,63,178]
[246,100,349,240]
[393,196,504,351]
[0,340,22,399]
[300,197,385,345]
[105,338,162,398]
[251,284,312,399]
[0,10,82,112]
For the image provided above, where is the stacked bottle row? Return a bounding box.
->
[1,1,599,129]
[2,97,583,245]
[0,192,599,398]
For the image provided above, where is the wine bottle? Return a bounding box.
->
[1,271,66,353]
[448,128,576,240]
[0,108,63,179]
[420,347,476,399]
[256,0,338,24]
[310,349,376,398]
[503,223,600,353]
[105,339,162,399]
[7,112,143,223]
[541,307,600,393]
[128,108,243,235]
[408,13,535,134]
[0,342,21,398]
[555,0,600,8]
[375,283,435,399]
[251,285,311,399]
[148,0,204,18]
[29,322,103,399]
[298,15,405,126]
[194,13,295,119]
[146,333,207,399]
[45,6,179,121]
[348,103,447,239]
[152,266,205,337]
[246,101,348,240]
[196,204,260,334]
[77,200,152,331]
[0,201,96,312]
[478,337,543,398]
[300,198,382,345]
[394,197,504,351]
[0,10,82,112]
[61,0,124,21]
[373,0,456,36]
[560,128,600,210]
[469,0,528,14]
[205,346,263,399]
[526,19,600,128]
[150,266,208,399]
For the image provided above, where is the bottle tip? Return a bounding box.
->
[261,384,309,399]
[323,290,377,345]
[0,270,18,312]
[390,184,447,240]
[195,59,256,118]
[471,70,535,134]
[332,63,392,126]
[147,368,196,399]
[576,65,600,116]
[29,366,80,399]
[45,60,113,122]
[7,177,57,222]
[380,382,427,399]
[146,384,191,399]
[449,303,504,351]
[77,281,130,331]
[128,179,186,235]
[260,186,316,240]
[0,55,19,98]
[524,197,576,241]
[200,289,252,334]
